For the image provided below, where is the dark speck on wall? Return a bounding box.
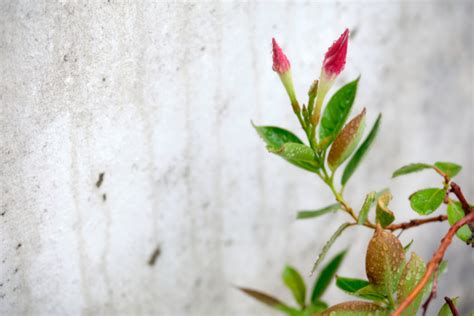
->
[102,193,107,202]
[96,172,105,188]
[350,26,359,39]
[148,245,161,266]
[16,243,21,250]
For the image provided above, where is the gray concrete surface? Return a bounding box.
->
[1,1,473,315]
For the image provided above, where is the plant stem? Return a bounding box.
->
[392,211,474,316]
[421,269,438,316]
[323,172,357,222]
[444,297,459,316]
[295,110,306,130]
[385,215,448,231]
[450,182,472,216]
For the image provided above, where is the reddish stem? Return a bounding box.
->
[444,297,459,316]
[392,212,474,316]
[386,215,447,231]
[450,182,471,215]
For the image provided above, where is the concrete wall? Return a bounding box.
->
[1,1,472,315]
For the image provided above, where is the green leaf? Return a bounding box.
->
[438,260,448,275]
[447,201,472,242]
[403,240,414,253]
[311,250,347,303]
[341,114,382,186]
[392,163,433,178]
[269,142,318,166]
[321,301,390,316]
[319,78,359,148]
[303,301,328,315]
[311,223,352,275]
[396,253,426,316]
[358,192,376,225]
[328,108,366,171]
[297,203,340,220]
[434,162,462,178]
[237,287,300,315]
[376,191,395,227]
[253,122,303,147]
[409,188,446,215]
[335,277,387,302]
[321,301,389,315]
[282,266,307,308]
[335,276,370,293]
[355,284,388,302]
[253,123,319,172]
[438,297,459,316]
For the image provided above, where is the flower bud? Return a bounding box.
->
[311,29,349,126]
[272,38,290,75]
[322,28,349,80]
[272,38,299,112]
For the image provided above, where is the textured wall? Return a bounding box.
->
[1,1,473,315]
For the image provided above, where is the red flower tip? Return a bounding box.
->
[323,28,349,78]
[272,38,291,74]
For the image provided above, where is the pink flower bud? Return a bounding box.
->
[272,38,291,74]
[322,28,349,79]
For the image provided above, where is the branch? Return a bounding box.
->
[421,269,438,316]
[444,297,459,316]
[386,215,448,231]
[450,182,471,215]
[392,211,474,316]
